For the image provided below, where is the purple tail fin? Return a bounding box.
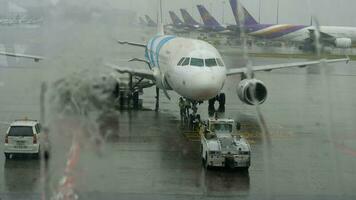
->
[229,0,258,26]
[169,11,184,26]
[197,5,223,28]
[180,9,200,26]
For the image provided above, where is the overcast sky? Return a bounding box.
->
[8,0,356,26]
[122,0,356,26]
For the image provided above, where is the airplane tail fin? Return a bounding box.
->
[145,15,157,27]
[169,11,183,25]
[139,17,146,25]
[229,0,258,26]
[197,5,222,28]
[180,9,200,26]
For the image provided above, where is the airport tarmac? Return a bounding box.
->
[0,25,356,200]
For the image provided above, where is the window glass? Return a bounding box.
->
[177,57,185,66]
[35,124,41,133]
[205,58,217,67]
[182,57,190,66]
[190,58,204,67]
[211,123,232,133]
[8,126,34,137]
[216,58,224,66]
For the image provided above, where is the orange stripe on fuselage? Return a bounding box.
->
[250,24,296,37]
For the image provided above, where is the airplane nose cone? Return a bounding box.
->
[190,70,226,100]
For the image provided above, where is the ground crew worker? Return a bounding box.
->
[184,99,191,116]
[192,114,201,131]
[179,97,186,121]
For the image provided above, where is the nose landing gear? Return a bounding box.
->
[208,93,226,115]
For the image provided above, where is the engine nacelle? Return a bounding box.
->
[237,79,268,105]
[335,38,352,48]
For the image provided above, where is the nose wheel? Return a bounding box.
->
[208,93,225,114]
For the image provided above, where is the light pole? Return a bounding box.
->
[276,0,280,24]
[222,1,226,24]
[259,0,261,23]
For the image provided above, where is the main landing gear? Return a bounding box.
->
[208,93,226,115]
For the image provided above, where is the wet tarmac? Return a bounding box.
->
[0,25,356,200]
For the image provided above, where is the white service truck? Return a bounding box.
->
[200,118,251,170]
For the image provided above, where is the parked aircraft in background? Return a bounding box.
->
[145,15,157,27]
[180,9,202,30]
[169,11,184,27]
[229,0,356,51]
[197,5,228,33]
[138,16,147,26]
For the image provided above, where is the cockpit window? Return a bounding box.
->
[177,58,185,66]
[205,58,218,67]
[190,58,204,67]
[216,58,225,67]
[181,58,190,66]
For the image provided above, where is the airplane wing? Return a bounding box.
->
[226,58,350,76]
[117,40,147,48]
[306,29,337,45]
[0,51,44,62]
[308,29,335,39]
[106,63,155,81]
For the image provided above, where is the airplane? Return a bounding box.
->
[196,5,228,33]
[145,15,157,28]
[138,16,147,26]
[180,9,202,30]
[109,1,349,111]
[167,11,191,33]
[229,0,356,51]
[169,11,185,27]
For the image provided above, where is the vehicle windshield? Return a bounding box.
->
[211,123,233,133]
[8,126,33,137]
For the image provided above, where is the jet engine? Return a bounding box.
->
[335,38,352,48]
[237,79,268,105]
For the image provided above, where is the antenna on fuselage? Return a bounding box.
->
[157,0,165,35]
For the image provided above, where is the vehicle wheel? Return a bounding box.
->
[5,153,10,159]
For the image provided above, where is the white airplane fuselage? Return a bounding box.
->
[282,26,356,42]
[146,35,227,101]
[249,24,356,45]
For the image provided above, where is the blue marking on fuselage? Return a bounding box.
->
[155,36,176,68]
[148,36,161,67]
